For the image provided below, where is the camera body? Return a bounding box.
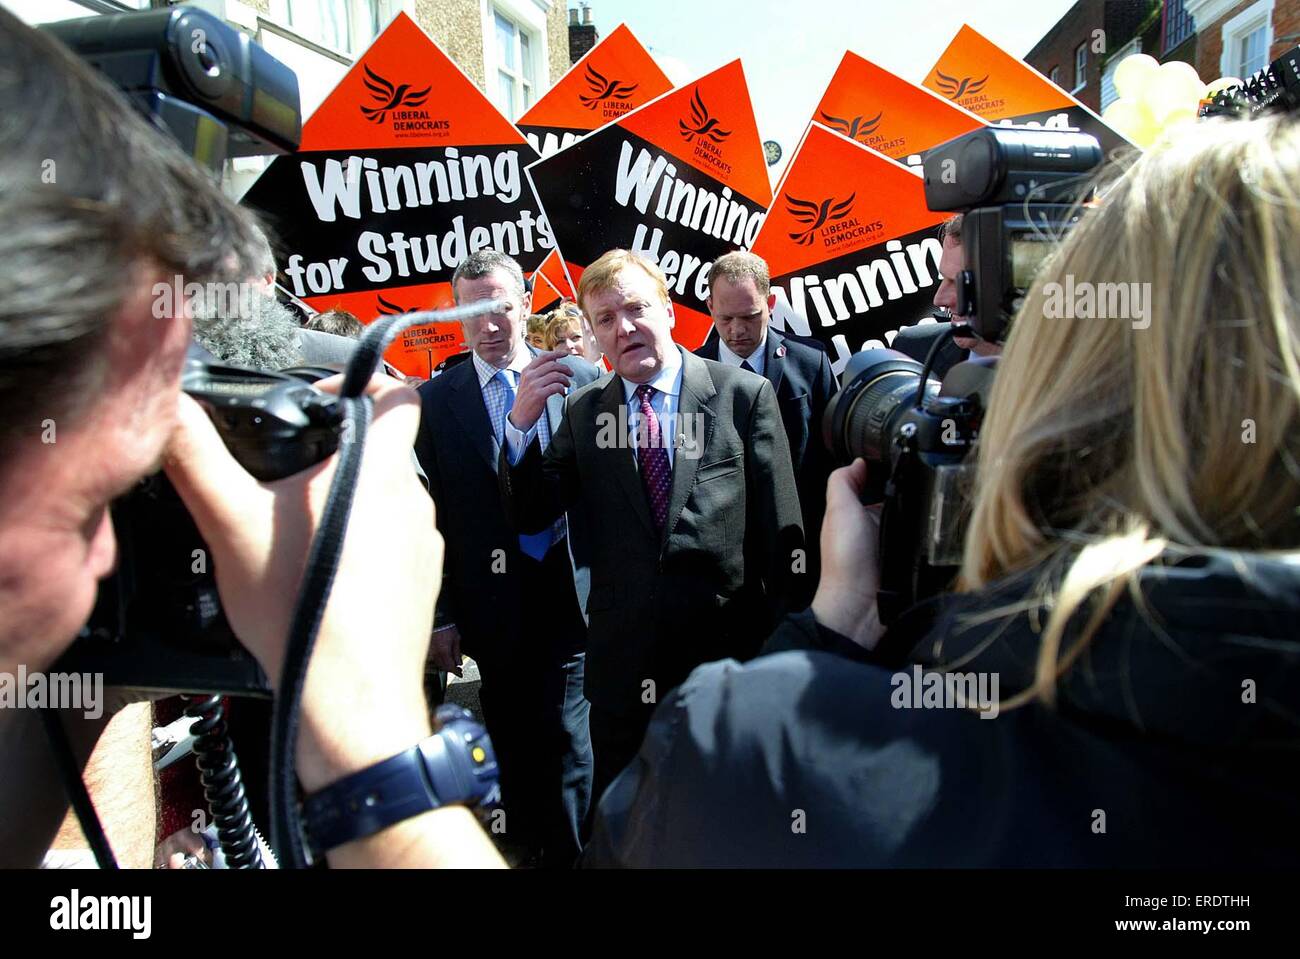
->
[62,355,343,695]
[825,127,1103,621]
[42,5,300,172]
[922,127,1102,343]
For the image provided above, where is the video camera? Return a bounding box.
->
[823,127,1104,623]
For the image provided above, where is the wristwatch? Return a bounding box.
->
[302,704,499,857]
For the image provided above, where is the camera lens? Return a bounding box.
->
[823,349,932,466]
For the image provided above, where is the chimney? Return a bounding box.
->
[569,3,599,64]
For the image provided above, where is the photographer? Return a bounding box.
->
[582,116,1300,867]
[0,9,501,869]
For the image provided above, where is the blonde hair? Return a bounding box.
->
[962,116,1300,707]
[543,306,583,350]
[708,250,770,297]
[577,249,671,316]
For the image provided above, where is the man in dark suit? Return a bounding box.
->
[412,250,600,868]
[695,251,835,607]
[891,215,1001,378]
[498,249,805,811]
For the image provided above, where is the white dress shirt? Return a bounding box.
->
[716,330,767,377]
[505,345,685,467]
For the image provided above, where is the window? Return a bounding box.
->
[1049,65,1061,87]
[493,9,536,121]
[1236,23,1269,75]
[1220,0,1275,80]
[1073,42,1087,92]
[269,0,384,56]
[1162,0,1195,54]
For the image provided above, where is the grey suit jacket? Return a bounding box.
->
[413,348,600,662]
[499,347,805,716]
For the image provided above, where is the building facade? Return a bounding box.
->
[3,0,573,193]
[1025,0,1300,112]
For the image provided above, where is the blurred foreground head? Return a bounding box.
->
[963,115,1300,696]
[0,7,262,669]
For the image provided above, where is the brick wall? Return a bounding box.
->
[569,22,597,64]
[1026,0,1109,111]
[1196,0,1300,79]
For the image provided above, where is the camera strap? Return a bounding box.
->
[268,298,505,868]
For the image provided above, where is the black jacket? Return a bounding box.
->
[695,329,836,602]
[499,347,805,719]
[583,550,1300,866]
[412,349,601,662]
[891,321,968,379]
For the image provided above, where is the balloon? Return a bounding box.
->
[1113,54,1160,100]
[1147,59,1205,109]
[1145,83,1201,125]
[1102,97,1157,147]
[1205,76,1242,97]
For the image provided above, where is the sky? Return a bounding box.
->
[587,0,1077,171]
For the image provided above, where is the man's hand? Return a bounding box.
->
[507,350,571,432]
[164,374,437,792]
[429,624,463,679]
[811,459,886,650]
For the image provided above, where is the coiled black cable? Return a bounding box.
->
[183,694,264,869]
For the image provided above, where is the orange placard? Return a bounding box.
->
[517,24,673,160]
[527,59,772,350]
[243,13,549,378]
[924,24,1130,154]
[750,123,948,375]
[298,12,528,151]
[813,51,985,166]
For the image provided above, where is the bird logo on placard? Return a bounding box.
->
[678,87,732,143]
[360,65,431,124]
[786,193,856,246]
[579,63,639,110]
[933,69,988,100]
[376,294,418,315]
[818,110,884,143]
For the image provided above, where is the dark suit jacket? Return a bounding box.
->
[413,348,600,663]
[499,347,805,717]
[890,321,969,379]
[695,329,836,585]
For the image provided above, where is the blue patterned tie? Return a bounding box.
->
[498,369,553,561]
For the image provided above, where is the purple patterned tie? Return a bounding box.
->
[635,384,671,535]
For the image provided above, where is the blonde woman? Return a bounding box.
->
[542,305,585,357]
[583,116,1300,867]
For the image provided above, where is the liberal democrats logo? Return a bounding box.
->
[678,87,732,144]
[786,193,856,246]
[360,65,431,124]
[376,294,418,315]
[818,110,883,144]
[933,69,989,100]
[579,63,639,110]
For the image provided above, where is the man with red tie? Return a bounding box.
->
[499,249,805,813]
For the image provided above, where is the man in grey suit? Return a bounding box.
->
[413,250,600,867]
[499,250,805,812]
